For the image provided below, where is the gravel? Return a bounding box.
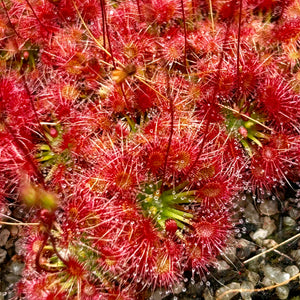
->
[259,199,279,216]
[0,215,25,300]
[160,185,300,300]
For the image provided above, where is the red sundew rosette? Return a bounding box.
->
[195,175,238,208]
[184,208,233,273]
[256,77,299,132]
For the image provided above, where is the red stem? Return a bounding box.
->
[35,232,67,273]
[100,0,130,109]
[100,0,107,49]
[35,234,56,273]
[180,0,188,70]
[161,78,174,190]
[101,0,116,69]
[23,0,50,34]
[49,232,69,266]
[20,73,55,152]
[100,0,129,110]
[236,0,243,96]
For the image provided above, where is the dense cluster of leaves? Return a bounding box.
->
[0,0,299,299]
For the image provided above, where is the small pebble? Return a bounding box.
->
[215,282,240,300]
[9,226,19,237]
[288,208,300,220]
[262,239,278,248]
[244,203,260,225]
[216,260,231,271]
[276,286,289,299]
[251,229,268,242]
[247,259,261,273]
[291,250,300,265]
[0,229,10,247]
[6,288,16,300]
[240,281,254,300]
[222,246,237,262]
[0,248,7,263]
[284,265,299,277]
[246,270,260,285]
[236,239,257,260]
[263,265,290,284]
[9,261,24,276]
[283,216,296,227]
[262,217,276,235]
[261,276,273,287]
[4,274,21,285]
[14,238,25,256]
[259,200,279,216]
[5,238,15,250]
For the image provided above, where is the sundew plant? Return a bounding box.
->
[0,0,299,299]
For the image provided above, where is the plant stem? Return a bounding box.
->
[208,0,215,32]
[163,210,191,224]
[20,73,54,152]
[0,221,39,226]
[100,0,106,49]
[243,232,300,265]
[236,0,243,96]
[23,0,50,34]
[180,0,188,69]
[101,0,116,69]
[161,78,174,191]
